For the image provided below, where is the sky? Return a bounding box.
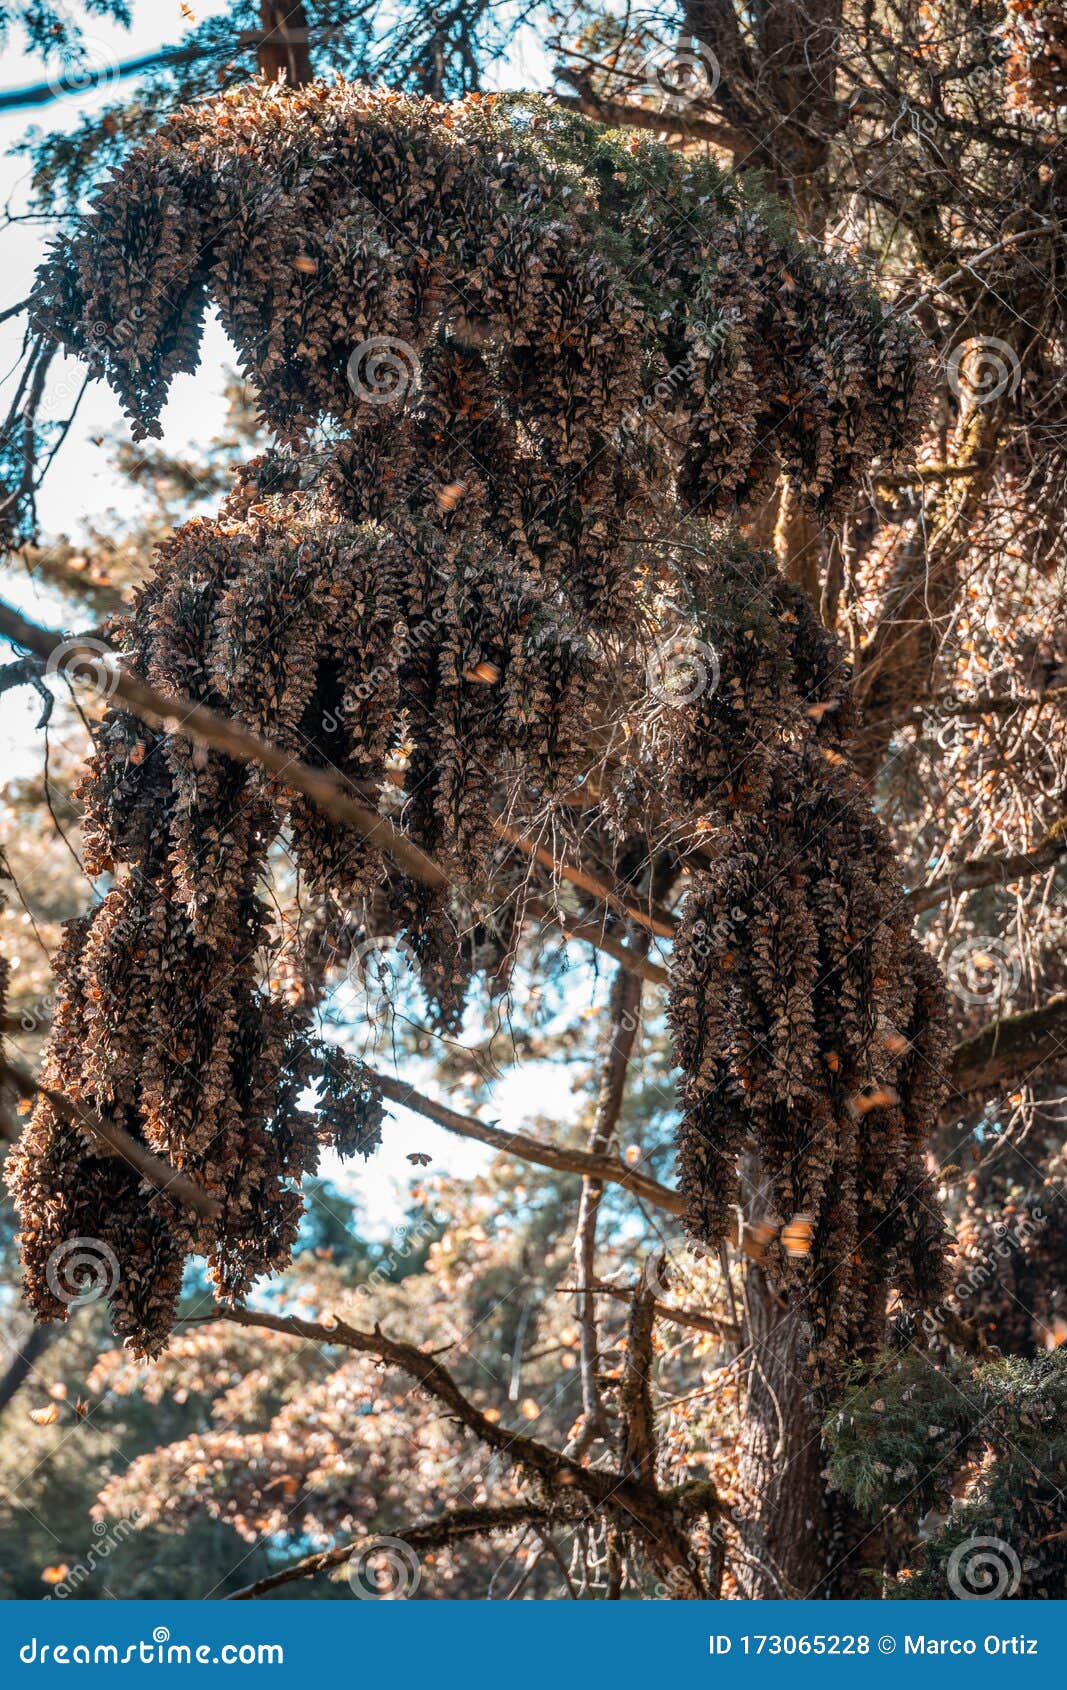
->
[0,4,615,1237]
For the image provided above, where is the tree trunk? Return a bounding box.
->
[258,2,313,86]
[734,1264,831,1597]
[0,1321,59,1415]
[774,476,824,604]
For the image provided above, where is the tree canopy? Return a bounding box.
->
[1,0,1066,1605]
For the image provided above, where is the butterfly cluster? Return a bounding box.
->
[13,86,942,1360]
[665,544,953,1380]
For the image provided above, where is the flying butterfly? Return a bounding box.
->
[850,1083,901,1115]
[436,480,467,511]
[780,1214,815,1259]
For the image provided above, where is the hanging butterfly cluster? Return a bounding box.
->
[665,542,953,1380]
[31,86,925,614]
[12,86,942,1359]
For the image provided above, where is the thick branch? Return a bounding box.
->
[553,90,747,153]
[0,1321,60,1415]
[203,1303,608,1493]
[205,1303,711,1595]
[949,995,1067,1097]
[371,1066,678,1206]
[618,1265,659,1487]
[572,963,644,1453]
[1,1059,220,1223]
[907,824,1067,914]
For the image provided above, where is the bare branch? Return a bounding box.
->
[368,1064,774,1261]
[585,1281,739,1342]
[907,823,1067,914]
[227,1502,552,1600]
[496,822,675,940]
[553,89,747,152]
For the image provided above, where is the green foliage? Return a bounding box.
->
[824,1350,976,1520]
[826,1350,1067,1598]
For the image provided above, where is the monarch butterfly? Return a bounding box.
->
[1043,1315,1067,1350]
[436,480,467,511]
[850,1083,901,1114]
[780,1214,815,1258]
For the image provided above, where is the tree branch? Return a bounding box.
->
[1,1059,220,1223]
[584,1281,738,1342]
[618,1262,659,1488]
[949,995,1067,1097]
[367,1065,774,1260]
[921,685,1067,722]
[227,1501,552,1600]
[571,962,644,1455]
[203,1302,715,1596]
[496,822,675,940]
[552,90,747,153]
[0,599,661,985]
[200,1302,610,1494]
[907,819,1067,913]
[0,1320,60,1415]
